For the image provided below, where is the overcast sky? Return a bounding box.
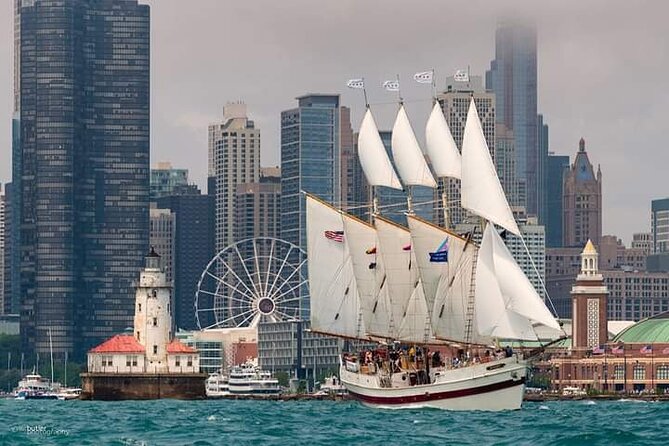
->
[1,0,667,243]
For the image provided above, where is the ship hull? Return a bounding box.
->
[340,356,526,411]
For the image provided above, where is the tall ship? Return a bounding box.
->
[306,83,562,411]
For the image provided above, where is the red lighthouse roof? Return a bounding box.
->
[89,334,145,354]
[166,339,197,354]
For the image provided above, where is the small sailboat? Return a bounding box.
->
[306,97,561,410]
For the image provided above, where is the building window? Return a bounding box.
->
[175,356,181,367]
[137,331,140,342]
[187,356,193,367]
[657,365,669,380]
[132,356,138,367]
[153,345,158,355]
[153,317,157,326]
[634,365,645,380]
[138,303,141,312]
[613,365,624,380]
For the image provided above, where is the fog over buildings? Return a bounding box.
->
[0,0,667,242]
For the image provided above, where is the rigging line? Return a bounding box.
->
[204,271,257,303]
[519,235,564,337]
[214,254,258,299]
[265,245,295,298]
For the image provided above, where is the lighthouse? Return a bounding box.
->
[81,248,206,400]
[134,247,172,372]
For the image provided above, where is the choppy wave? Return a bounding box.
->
[0,398,668,445]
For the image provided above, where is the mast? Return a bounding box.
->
[49,328,54,386]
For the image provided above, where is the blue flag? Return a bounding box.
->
[429,238,449,263]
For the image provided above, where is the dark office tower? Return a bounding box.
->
[563,139,602,249]
[545,154,570,248]
[537,114,549,223]
[0,185,4,315]
[157,186,215,331]
[15,0,150,358]
[487,20,539,218]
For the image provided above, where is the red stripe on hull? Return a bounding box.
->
[348,377,526,405]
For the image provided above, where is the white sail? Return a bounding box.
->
[461,99,520,236]
[397,281,432,343]
[391,104,437,188]
[425,102,461,179]
[489,225,561,331]
[358,108,403,190]
[374,217,420,339]
[475,225,537,340]
[341,213,393,339]
[406,215,449,313]
[306,195,366,338]
[428,229,491,345]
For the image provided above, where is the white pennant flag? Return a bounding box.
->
[454,69,469,82]
[413,71,433,84]
[347,79,365,89]
[382,80,400,91]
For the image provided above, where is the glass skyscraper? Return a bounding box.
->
[281,94,344,320]
[15,0,150,358]
[486,20,540,219]
[545,154,570,247]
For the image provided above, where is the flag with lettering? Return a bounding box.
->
[382,80,400,91]
[324,230,344,242]
[429,238,449,263]
[346,79,365,89]
[454,69,469,82]
[413,71,433,84]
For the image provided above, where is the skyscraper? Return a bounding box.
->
[149,207,175,288]
[486,20,540,218]
[235,169,281,242]
[150,162,189,201]
[280,94,344,248]
[209,103,260,253]
[15,0,150,357]
[436,76,496,227]
[651,198,669,254]
[156,186,215,331]
[563,138,602,248]
[545,153,570,247]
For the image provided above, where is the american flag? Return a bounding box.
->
[611,345,624,354]
[640,345,653,354]
[324,230,344,242]
[663,347,669,355]
[591,346,604,355]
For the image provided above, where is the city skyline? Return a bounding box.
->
[0,0,668,243]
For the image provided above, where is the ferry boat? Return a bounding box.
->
[14,374,64,400]
[205,372,230,398]
[228,361,280,396]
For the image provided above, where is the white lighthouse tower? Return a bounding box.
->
[134,247,173,372]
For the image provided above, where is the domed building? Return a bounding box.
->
[549,241,669,393]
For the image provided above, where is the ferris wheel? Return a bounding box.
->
[195,237,307,330]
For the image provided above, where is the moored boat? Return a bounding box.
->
[228,361,280,396]
[205,372,230,398]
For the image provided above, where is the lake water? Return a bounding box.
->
[0,398,665,445]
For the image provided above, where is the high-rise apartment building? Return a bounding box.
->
[436,76,496,227]
[149,207,175,288]
[156,186,215,331]
[652,198,669,254]
[545,154,570,247]
[235,169,281,242]
[632,232,652,255]
[209,103,260,253]
[563,138,602,249]
[486,20,541,218]
[495,124,520,207]
[150,162,189,201]
[15,0,150,357]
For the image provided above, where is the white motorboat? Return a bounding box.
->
[205,372,230,398]
[228,361,280,396]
